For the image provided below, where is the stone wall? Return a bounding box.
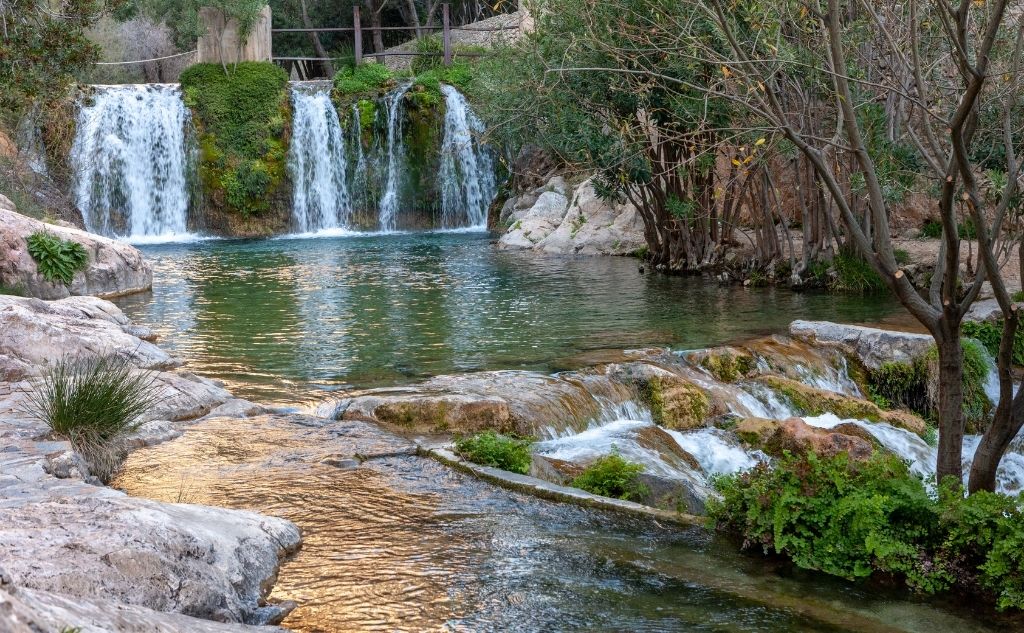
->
[198,5,272,66]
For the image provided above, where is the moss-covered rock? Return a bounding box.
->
[760,375,928,436]
[690,347,757,382]
[635,373,715,430]
[180,62,291,225]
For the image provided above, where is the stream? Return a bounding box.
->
[110,231,1021,632]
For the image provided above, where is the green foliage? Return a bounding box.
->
[334,63,395,96]
[26,231,88,286]
[180,62,289,216]
[894,248,911,265]
[962,320,1024,367]
[571,452,649,501]
[1013,290,1024,303]
[867,359,930,415]
[23,354,162,481]
[711,452,1024,609]
[829,253,886,293]
[411,35,445,75]
[921,219,943,238]
[454,431,533,474]
[919,219,979,240]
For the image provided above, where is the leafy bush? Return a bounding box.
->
[179,62,290,216]
[454,431,533,474]
[919,218,978,240]
[1013,290,1024,303]
[829,252,886,293]
[571,452,649,501]
[894,248,911,265]
[921,219,943,238]
[710,451,1024,610]
[26,231,88,285]
[962,320,1024,367]
[333,63,394,95]
[23,354,162,481]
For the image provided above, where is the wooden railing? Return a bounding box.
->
[271,4,516,69]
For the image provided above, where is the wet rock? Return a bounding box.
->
[204,398,267,420]
[335,370,629,437]
[0,202,152,300]
[762,417,874,460]
[789,320,933,371]
[687,346,757,383]
[609,363,719,430]
[759,375,927,436]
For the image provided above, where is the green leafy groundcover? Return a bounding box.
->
[26,231,87,285]
[571,453,649,501]
[710,451,1024,610]
[454,431,533,474]
[179,62,290,216]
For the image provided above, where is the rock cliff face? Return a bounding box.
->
[0,197,152,300]
[0,293,301,631]
[498,176,646,257]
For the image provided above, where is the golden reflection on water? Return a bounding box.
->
[115,416,478,632]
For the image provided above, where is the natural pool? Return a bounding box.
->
[113,231,1022,632]
[115,231,903,404]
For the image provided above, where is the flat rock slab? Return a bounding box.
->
[0,202,152,300]
[0,438,301,626]
[790,320,933,370]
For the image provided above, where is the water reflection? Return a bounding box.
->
[114,415,1014,633]
[115,232,903,404]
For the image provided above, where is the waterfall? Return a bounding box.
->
[438,85,497,229]
[288,88,352,233]
[70,84,192,240]
[349,102,370,214]
[377,85,410,232]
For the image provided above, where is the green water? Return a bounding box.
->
[116,231,903,404]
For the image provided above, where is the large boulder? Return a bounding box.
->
[789,320,933,370]
[498,176,646,256]
[0,199,151,299]
[0,440,300,626]
[737,416,874,460]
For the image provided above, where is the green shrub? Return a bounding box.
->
[1013,290,1024,303]
[894,248,911,264]
[411,35,444,75]
[711,452,1024,609]
[921,219,943,238]
[26,231,88,285]
[23,354,162,481]
[571,452,649,501]
[962,319,1024,367]
[919,218,978,240]
[179,62,290,216]
[454,431,533,474]
[829,252,886,293]
[333,63,395,95]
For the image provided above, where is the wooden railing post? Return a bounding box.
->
[442,3,451,66]
[353,6,362,65]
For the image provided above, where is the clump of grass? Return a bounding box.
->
[454,430,533,474]
[26,231,88,285]
[571,452,649,501]
[829,252,886,293]
[333,63,395,95]
[24,354,163,481]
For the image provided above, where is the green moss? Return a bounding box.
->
[829,252,887,293]
[699,351,756,383]
[635,374,711,429]
[333,63,395,96]
[571,453,649,501]
[867,359,930,415]
[179,62,290,216]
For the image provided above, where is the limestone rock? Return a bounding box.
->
[498,176,646,257]
[0,201,152,300]
[790,320,933,370]
[0,441,301,626]
[761,417,874,460]
[607,362,720,430]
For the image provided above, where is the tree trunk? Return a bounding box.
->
[300,0,334,77]
[404,0,422,38]
[935,326,966,484]
[366,0,386,61]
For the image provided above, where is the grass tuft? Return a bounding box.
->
[23,354,163,481]
[454,430,533,474]
[571,452,649,501]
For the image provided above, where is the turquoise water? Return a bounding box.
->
[116,231,903,404]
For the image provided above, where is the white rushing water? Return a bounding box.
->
[439,85,497,229]
[377,85,410,232]
[71,84,192,240]
[289,89,353,233]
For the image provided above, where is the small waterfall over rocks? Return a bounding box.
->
[70,84,193,240]
[377,84,410,232]
[439,85,496,229]
[289,89,353,233]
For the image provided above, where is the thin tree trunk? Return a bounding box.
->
[300,0,334,77]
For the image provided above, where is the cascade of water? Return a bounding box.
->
[288,89,352,233]
[70,84,192,240]
[665,428,767,477]
[349,102,370,213]
[438,85,497,229]
[377,85,410,232]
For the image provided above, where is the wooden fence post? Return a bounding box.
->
[353,6,362,65]
[442,3,451,67]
